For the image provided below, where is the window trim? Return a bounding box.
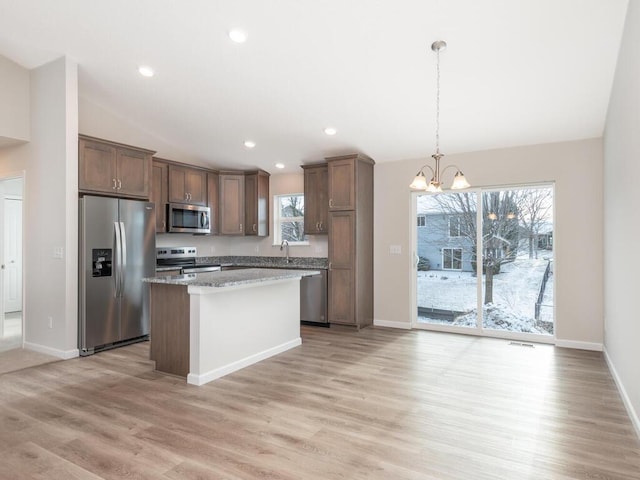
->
[448,216,463,237]
[272,193,309,246]
[442,247,463,271]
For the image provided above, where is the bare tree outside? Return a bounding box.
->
[416,186,554,335]
[279,195,306,242]
[433,191,520,304]
[515,188,553,259]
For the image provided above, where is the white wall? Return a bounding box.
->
[603,0,640,436]
[26,56,78,356]
[0,54,29,146]
[374,138,604,349]
[0,56,79,358]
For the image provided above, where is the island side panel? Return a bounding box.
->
[188,278,302,386]
[150,283,190,377]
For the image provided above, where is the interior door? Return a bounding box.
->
[3,198,22,313]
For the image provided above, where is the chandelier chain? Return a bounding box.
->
[435,45,441,155]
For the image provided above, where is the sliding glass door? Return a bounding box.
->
[414,185,554,339]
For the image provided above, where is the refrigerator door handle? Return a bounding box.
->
[114,221,122,297]
[119,221,127,296]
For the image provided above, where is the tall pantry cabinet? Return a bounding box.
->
[326,153,374,329]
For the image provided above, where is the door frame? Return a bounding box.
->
[0,171,25,345]
[410,184,556,345]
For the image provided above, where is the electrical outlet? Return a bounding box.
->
[389,245,402,255]
[48,316,53,329]
[254,245,260,253]
[53,247,64,259]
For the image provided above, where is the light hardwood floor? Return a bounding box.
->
[0,326,638,479]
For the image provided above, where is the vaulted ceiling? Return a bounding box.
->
[0,0,629,172]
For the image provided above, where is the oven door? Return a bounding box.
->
[167,204,211,234]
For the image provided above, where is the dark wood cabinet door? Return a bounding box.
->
[117,147,151,198]
[169,165,207,205]
[328,211,355,267]
[328,158,355,211]
[303,164,328,234]
[79,138,117,194]
[186,169,207,205]
[328,267,355,324]
[168,165,188,203]
[219,173,245,235]
[207,171,219,235]
[79,136,153,199]
[151,161,168,233]
[244,174,258,235]
[244,170,270,237]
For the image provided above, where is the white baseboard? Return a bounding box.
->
[603,347,640,440]
[554,339,603,351]
[373,319,412,330]
[23,341,79,359]
[187,337,302,386]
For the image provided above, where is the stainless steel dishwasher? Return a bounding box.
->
[300,269,328,325]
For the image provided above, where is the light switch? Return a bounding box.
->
[53,247,64,259]
[389,245,402,255]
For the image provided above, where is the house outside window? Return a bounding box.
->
[442,248,463,270]
[417,215,426,227]
[448,216,463,237]
[274,194,307,244]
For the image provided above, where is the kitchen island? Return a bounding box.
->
[144,268,318,386]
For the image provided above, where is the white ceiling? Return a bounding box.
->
[0,0,629,173]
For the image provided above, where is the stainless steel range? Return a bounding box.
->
[156,246,221,274]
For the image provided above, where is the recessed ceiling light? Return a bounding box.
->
[138,65,154,77]
[275,163,285,169]
[229,29,248,43]
[244,140,256,149]
[324,127,337,136]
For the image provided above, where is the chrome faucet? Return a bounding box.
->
[280,239,290,263]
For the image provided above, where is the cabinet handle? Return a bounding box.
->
[329,199,333,208]
[162,221,166,230]
[316,222,320,231]
[329,262,332,270]
[117,179,122,190]
[253,223,257,232]
[188,193,192,201]
[112,178,117,190]
[239,223,243,232]
[319,222,323,231]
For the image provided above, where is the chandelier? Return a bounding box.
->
[410,40,470,193]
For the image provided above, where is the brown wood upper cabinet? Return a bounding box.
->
[151,160,169,233]
[328,157,356,211]
[302,163,328,234]
[79,135,154,199]
[168,164,207,206]
[219,171,245,235]
[244,170,270,237]
[207,171,219,235]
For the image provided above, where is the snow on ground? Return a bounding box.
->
[417,250,553,334]
[454,303,548,334]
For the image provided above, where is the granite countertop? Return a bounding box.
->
[144,268,320,288]
[197,256,328,270]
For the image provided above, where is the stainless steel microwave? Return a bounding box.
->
[167,203,211,234]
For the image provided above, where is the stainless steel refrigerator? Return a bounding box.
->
[79,195,155,355]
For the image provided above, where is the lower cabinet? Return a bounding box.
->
[327,268,354,324]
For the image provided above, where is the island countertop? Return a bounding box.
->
[144,267,320,288]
